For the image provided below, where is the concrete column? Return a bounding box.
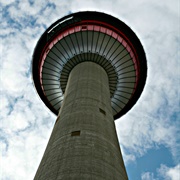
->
[34,62,128,180]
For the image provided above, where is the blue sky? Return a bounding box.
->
[0,0,179,179]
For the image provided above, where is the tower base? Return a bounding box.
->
[34,62,128,180]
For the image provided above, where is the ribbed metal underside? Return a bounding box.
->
[42,30,136,116]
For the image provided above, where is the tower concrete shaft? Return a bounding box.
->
[34,62,128,179]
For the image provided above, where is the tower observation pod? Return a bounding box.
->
[32,11,147,180]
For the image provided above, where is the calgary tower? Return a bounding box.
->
[32,11,147,179]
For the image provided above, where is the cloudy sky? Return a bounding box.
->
[0,0,179,179]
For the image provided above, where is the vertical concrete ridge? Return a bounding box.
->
[34,62,128,180]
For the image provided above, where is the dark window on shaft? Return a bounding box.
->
[99,108,106,115]
[71,131,81,136]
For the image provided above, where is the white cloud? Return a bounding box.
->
[141,172,156,180]
[115,0,179,161]
[158,164,180,180]
[116,108,179,163]
[1,128,52,180]
[0,0,15,6]
[141,164,180,180]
